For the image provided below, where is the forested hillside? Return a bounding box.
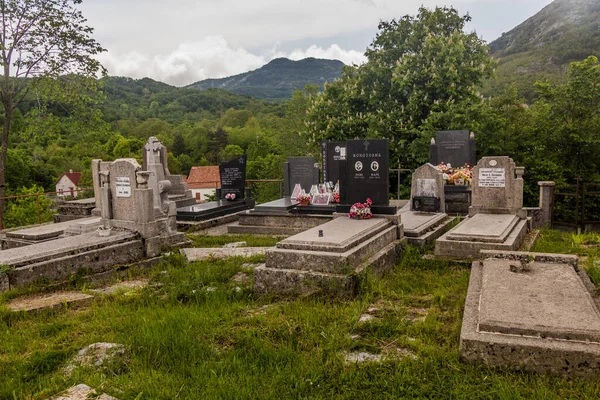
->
[483,0,600,101]
[186,58,344,100]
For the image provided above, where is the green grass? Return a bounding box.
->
[2,233,600,398]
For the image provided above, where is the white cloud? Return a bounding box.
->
[287,45,366,66]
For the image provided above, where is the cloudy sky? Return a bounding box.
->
[78,0,554,87]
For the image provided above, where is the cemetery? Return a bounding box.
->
[4,127,599,399]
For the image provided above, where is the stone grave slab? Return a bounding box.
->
[253,197,297,214]
[177,199,253,221]
[447,214,519,243]
[256,216,405,295]
[65,217,103,236]
[277,217,389,253]
[460,252,600,377]
[401,212,448,237]
[479,258,600,341]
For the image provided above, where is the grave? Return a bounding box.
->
[400,163,455,247]
[461,250,600,377]
[283,156,320,197]
[435,156,529,258]
[0,153,190,292]
[336,139,396,215]
[229,156,332,235]
[255,213,405,295]
[177,155,254,227]
[142,137,195,208]
[2,217,101,249]
[430,130,476,215]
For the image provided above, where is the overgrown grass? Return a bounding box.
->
[2,237,600,398]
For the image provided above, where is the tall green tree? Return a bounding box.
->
[0,0,105,228]
[304,6,495,169]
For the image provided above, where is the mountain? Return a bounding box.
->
[186,57,345,101]
[483,0,600,101]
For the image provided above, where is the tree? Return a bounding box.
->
[0,0,105,228]
[303,6,495,169]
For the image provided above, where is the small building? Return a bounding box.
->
[55,170,81,198]
[186,166,220,201]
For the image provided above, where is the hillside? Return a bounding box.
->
[186,57,344,101]
[483,0,600,101]
[98,76,285,124]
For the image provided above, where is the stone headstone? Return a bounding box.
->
[322,141,346,185]
[410,163,445,212]
[469,156,524,217]
[430,130,476,168]
[109,159,141,222]
[219,155,246,200]
[142,136,191,197]
[345,139,389,206]
[284,157,319,197]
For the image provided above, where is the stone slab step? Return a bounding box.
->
[6,291,93,312]
[180,247,272,261]
[227,222,303,236]
[266,225,398,274]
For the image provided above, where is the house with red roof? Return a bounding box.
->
[186,166,220,201]
[55,170,82,198]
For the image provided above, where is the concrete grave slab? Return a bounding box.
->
[276,217,389,253]
[435,217,528,259]
[447,214,519,243]
[401,212,447,237]
[460,253,600,377]
[257,216,405,295]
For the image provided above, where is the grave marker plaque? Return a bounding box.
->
[345,139,389,206]
[322,141,346,184]
[284,157,319,196]
[412,197,440,213]
[430,130,475,168]
[478,168,506,188]
[219,155,246,199]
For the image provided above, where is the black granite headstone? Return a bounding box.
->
[321,141,346,184]
[429,130,476,168]
[412,196,440,213]
[284,157,319,196]
[345,139,389,206]
[219,155,246,200]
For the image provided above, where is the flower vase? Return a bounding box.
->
[299,200,310,206]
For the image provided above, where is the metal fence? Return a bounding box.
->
[553,178,600,232]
